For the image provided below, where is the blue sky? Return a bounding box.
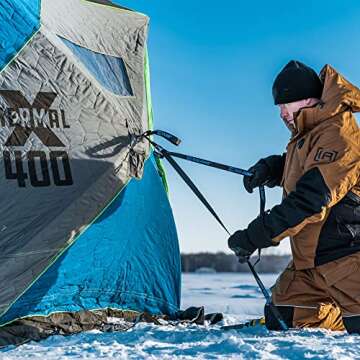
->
[117,0,360,254]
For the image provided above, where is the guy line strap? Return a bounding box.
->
[139,130,288,331]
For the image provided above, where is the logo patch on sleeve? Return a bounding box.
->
[314,148,338,163]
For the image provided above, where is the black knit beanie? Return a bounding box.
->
[272,60,323,105]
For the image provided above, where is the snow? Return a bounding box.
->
[1,273,360,359]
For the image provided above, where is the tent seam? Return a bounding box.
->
[0,27,41,76]
[0,173,133,320]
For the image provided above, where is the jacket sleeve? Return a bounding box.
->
[246,123,359,249]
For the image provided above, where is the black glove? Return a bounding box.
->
[228,230,256,263]
[228,216,275,262]
[243,154,286,193]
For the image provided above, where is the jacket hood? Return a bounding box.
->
[295,64,360,135]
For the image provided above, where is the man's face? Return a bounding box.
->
[278,99,313,131]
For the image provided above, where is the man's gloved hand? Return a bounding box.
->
[228,230,256,263]
[243,155,286,193]
[243,160,271,193]
[228,216,276,262]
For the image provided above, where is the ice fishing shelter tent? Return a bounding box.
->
[0,0,180,345]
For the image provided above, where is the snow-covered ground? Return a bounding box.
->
[1,273,360,359]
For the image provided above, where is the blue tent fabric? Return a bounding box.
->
[0,0,41,72]
[0,154,181,325]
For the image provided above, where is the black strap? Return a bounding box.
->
[252,186,266,267]
[159,150,230,236]
[259,186,266,214]
[166,151,253,177]
[145,135,288,331]
[161,150,287,330]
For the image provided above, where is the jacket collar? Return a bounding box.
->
[291,64,360,138]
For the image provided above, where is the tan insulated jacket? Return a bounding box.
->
[253,65,360,270]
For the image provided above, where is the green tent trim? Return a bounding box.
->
[144,46,169,193]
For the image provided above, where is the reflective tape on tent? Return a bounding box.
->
[0,0,180,345]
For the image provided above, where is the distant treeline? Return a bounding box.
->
[181,252,291,273]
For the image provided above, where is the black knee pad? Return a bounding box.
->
[343,316,360,334]
[265,304,294,330]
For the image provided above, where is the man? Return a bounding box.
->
[228,60,360,333]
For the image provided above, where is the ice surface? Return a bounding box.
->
[1,273,360,359]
